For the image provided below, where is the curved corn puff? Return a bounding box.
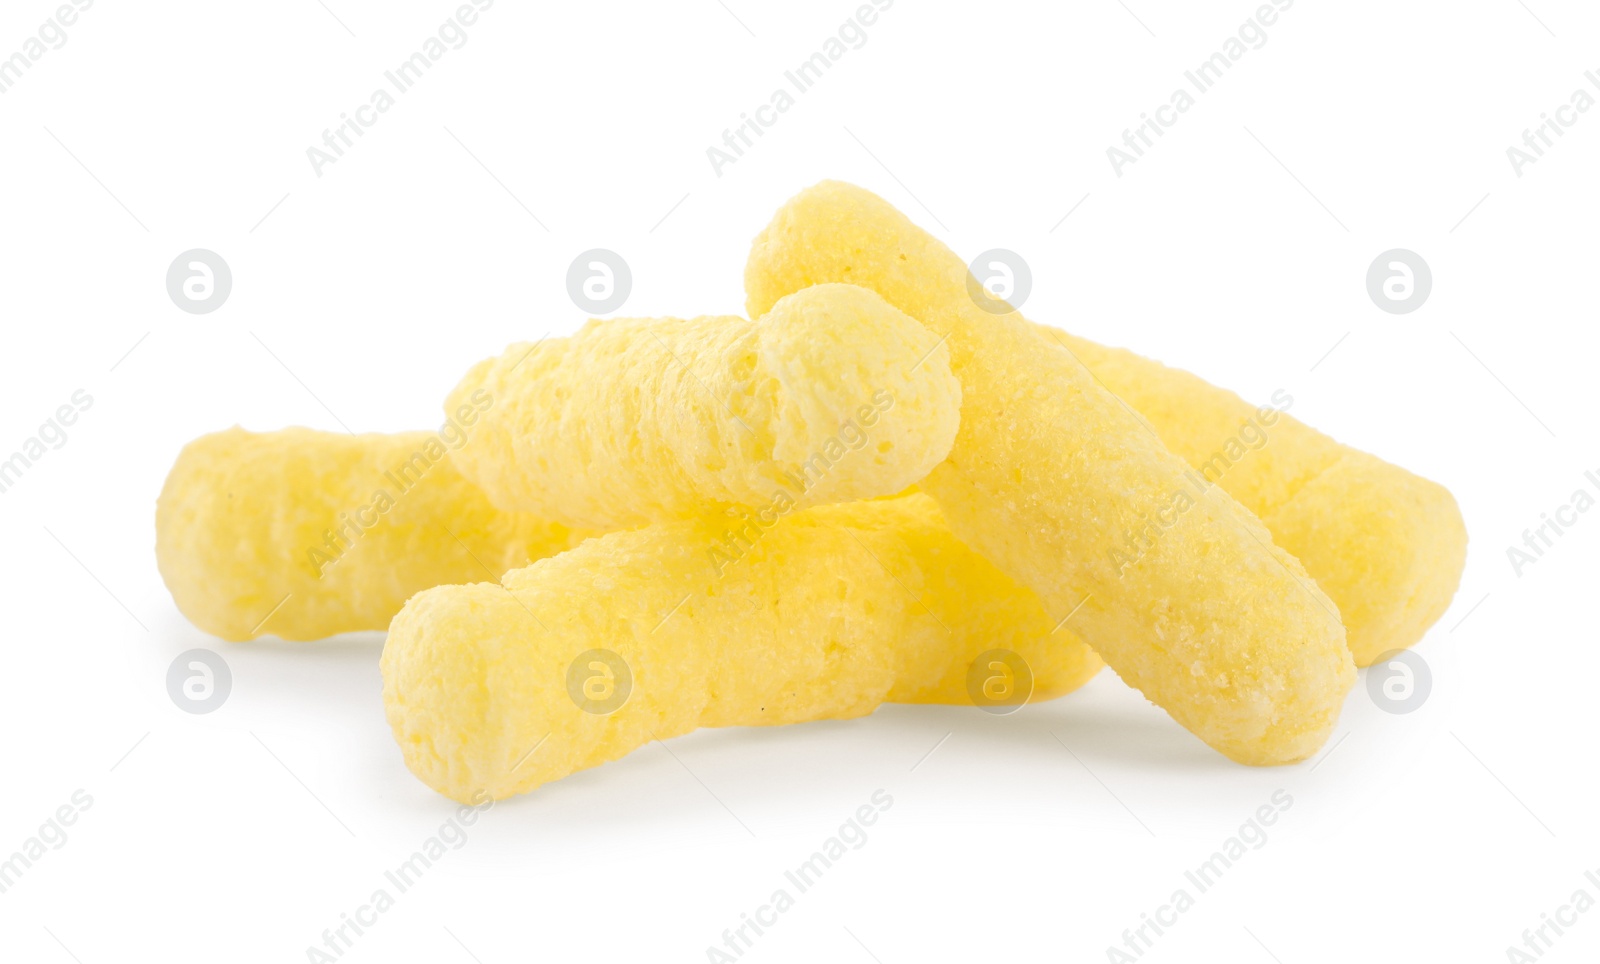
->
[447,282,961,529]
[381,494,1102,802]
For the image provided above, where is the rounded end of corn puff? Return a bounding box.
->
[755,283,961,508]
[382,582,567,803]
[1264,452,1468,667]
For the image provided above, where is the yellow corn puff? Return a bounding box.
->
[1038,327,1467,666]
[446,282,961,530]
[745,181,1355,766]
[156,427,585,641]
[382,494,1103,802]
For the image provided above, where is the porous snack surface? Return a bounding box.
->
[156,426,584,641]
[745,181,1356,766]
[1046,328,1467,666]
[381,494,1102,802]
[447,282,961,530]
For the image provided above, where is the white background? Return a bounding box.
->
[1,1,1595,961]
